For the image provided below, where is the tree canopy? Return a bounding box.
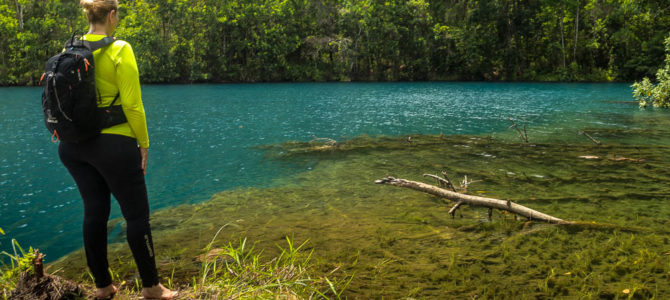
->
[1,0,669,85]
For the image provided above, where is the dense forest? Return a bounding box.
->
[0,0,669,85]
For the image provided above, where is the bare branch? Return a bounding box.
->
[507,117,529,143]
[448,201,463,218]
[440,171,457,192]
[423,174,455,191]
[578,130,601,145]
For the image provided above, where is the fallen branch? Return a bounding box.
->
[459,175,481,193]
[579,130,601,145]
[441,171,458,192]
[507,117,529,143]
[609,156,645,163]
[375,176,568,224]
[448,201,463,218]
[577,155,645,163]
[423,174,455,191]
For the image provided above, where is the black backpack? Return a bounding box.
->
[40,35,127,143]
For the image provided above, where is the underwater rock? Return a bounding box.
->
[608,156,645,162]
[578,155,600,159]
[196,248,226,262]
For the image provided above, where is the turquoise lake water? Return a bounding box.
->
[0,82,640,260]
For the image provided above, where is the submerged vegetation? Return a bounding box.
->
[49,113,670,298]
[1,0,670,84]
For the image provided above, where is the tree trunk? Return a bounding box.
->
[14,0,24,31]
[559,12,566,69]
[573,0,580,62]
[375,176,568,224]
[33,249,44,278]
[506,0,513,78]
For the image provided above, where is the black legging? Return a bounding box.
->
[58,134,158,288]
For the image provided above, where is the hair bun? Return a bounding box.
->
[80,0,94,10]
[80,0,118,24]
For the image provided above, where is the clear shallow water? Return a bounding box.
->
[0,82,640,260]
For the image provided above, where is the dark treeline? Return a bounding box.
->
[1,0,669,85]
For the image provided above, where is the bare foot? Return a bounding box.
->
[94,284,117,299]
[142,283,178,300]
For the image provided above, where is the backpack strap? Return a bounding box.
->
[96,89,120,105]
[85,36,116,52]
[64,36,116,51]
[110,93,120,106]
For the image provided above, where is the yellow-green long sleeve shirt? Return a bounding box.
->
[82,34,150,148]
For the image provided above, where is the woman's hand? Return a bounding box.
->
[139,147,148,175]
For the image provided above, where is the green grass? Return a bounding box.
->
[0,228,36,300]
[183,234,352,299]
[3,233,349,299]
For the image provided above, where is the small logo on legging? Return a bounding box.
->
[144,234,154,257]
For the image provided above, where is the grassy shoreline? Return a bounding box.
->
[2,233,351,299]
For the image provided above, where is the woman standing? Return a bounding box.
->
[58,0,177,299]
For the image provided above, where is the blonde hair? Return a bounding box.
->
[80,0,118,24]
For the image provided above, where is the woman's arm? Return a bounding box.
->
[115,42,150,149]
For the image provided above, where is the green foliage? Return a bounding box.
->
[188,229,352,299]
[0,238,35,300]
[1,0,669,84]
[0,0,86,85]
[632,34,670,108]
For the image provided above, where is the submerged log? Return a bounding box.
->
[375,176,568,224]
[448,201,463,218]
[507,117,529,143]
[375,174,656,232]
[579,130,601,145]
